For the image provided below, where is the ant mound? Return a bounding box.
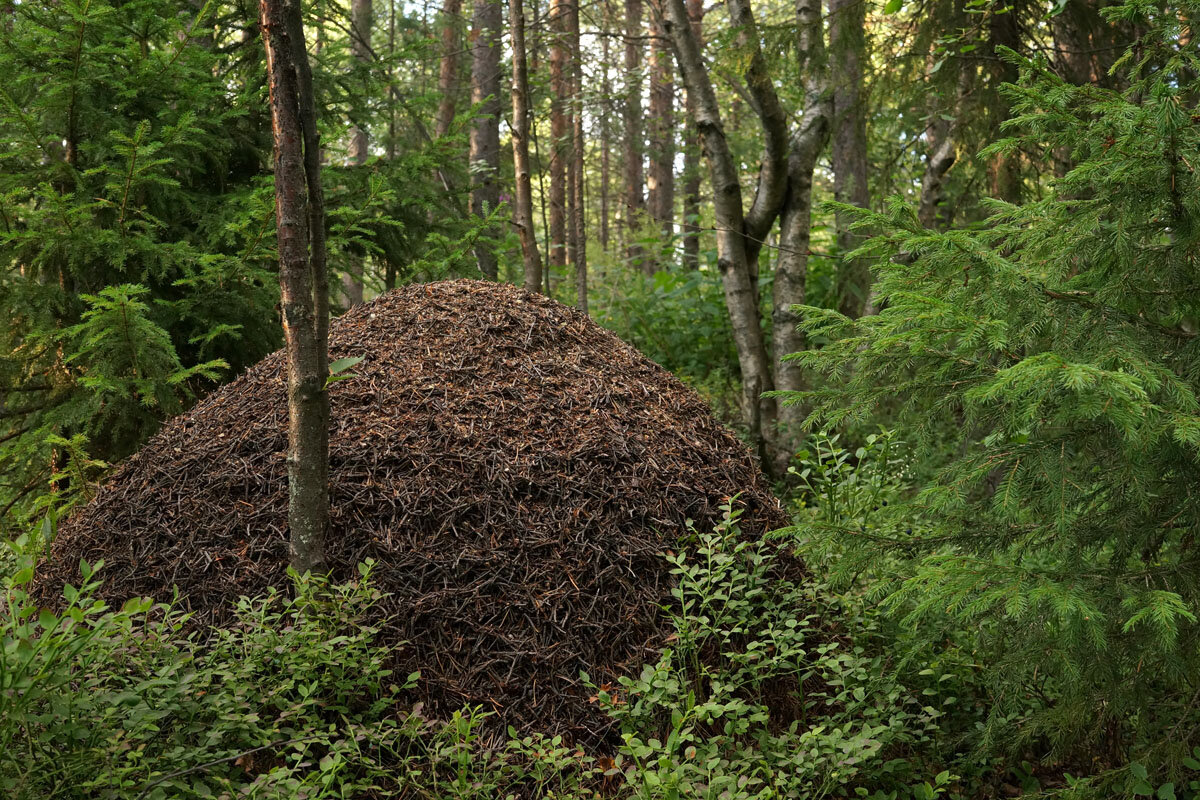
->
[35,280,788,743]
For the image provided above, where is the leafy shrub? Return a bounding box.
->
[1,555,428,799]
[592,506,958,800]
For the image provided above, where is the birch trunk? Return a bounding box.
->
[662,0,778,469]
[343,0,371,306]
[773,0,830,472]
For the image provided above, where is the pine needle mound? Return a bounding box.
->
[35,280,788,741]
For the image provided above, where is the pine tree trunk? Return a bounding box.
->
[434,0,464,138]
[510,0,543,291]
[680,0,703,270]
[647,7,674,264]
[259,0,330,574]
[547,0,568,290]
[828,0,871,319]
[343,0,371,306]
[469,0,501,280]
[623,0,646,271]
[386,0,398,160]
[548,0,569,285]
[599,9,612,251]
[568,0,587,310]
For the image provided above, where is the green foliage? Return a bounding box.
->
[592,506,957,800]
[0,559,419,799]
[0,0,494,530]
[784,2,1200,785]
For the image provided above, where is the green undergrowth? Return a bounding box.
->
[2,506,985,800]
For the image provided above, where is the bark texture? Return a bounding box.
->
[343,0,371,306]
[663,0,781,470]
[259,0,330,573]
[647,5,675,258]
[985,1,1023,203]
[918,3,969,231]
[568,0,587,310]
[828,0,871,319]
[434,0,464,139]
[468,0,502,279]
[549,0,569,278]
[599,16,613,250]
[773,0,830,471]
[510,0,543,292]
[680,0,704,270]
[623,0,646,270]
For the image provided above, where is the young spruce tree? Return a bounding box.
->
[789,0,1200,783]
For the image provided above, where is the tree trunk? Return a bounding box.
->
[623,0,646,271]
[510,0,543,291]
[985,1,1022,203]
[568,0,587,310]
[548,0,569,285]
[918,0,968,230]
[434,0,464,138]
[662,0,779,470]
[828,0,871,319]
[260,0,329,574]
[647,5,674,263]
[599,4,613,251]
[680,0,703,270]
[469,0,502,279]
[773,0,830,472]
[348,0,372,166]
[343,0,371,306]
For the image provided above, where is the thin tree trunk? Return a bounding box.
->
[985,1,1022,203]
[510,0,543,291]
[549,0,569,286]
[569,0,586,310]
[435,0,464,138]
[343,0,371,306]
[680,0,703,270]
[599,2,612,251]
[529,0,552,294]
[623,0,646,271]
[260,0,329,574]
[663,0,781,470]
[773,0,830,473]
[647,4,674,263]
[469,0,502,279]
[387,0,397,159]
[828,0,871,319]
